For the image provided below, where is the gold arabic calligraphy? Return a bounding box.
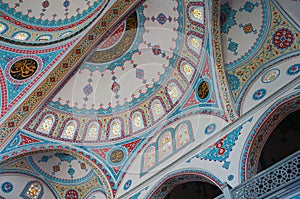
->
[198,81,209,99]
[110,149,124,163]
[10,58,38,80]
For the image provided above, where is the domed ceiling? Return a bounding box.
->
[0,0,299,198]
[0,0,116,44]
[23,0,207,145]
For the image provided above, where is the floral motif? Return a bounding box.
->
[287,64,300,76]
[157,13,167,25]
[261,69,280,83]
[253,88,267,100]
[220,3,237,34]
[62,121,76,139]
[65,189,78,199]
[13,32,30,40]
[272,28,294,49]
[183,63,193,76]
[227,74,240,91]
[37,115,54,134]
[136,69,145,79]
[83,84,93,96]
[124,180,132,190]
[133,113,143,128]
[205,123,216,135]
[239,23,257,34]
[191,7,203,20]
[239,1,259,12]
[1,182,13,193]
[228,38,238,55]
[24,182,43,199]
[168,84,179,98]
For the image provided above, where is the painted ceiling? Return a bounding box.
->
[0,0,299,198]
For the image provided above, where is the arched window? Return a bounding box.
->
[0,22,8,34]
[175,123,190,149]
[151,99,164,121]
[159,131,173,161]
[187,35,202,55]
[37,115,55,134]
[132,112,144,132]
[189,6,204,24]
[109,119,122,139]
[148,170,222,199]
[37,35,51,41]
[61,120,77,140]
[13,32,30,41]
[167,82,182,104]
[21,181,43,199]
[143,146,156,171]
[85,122,99,141]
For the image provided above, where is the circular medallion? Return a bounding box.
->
[272,28,294,49]
[287,64,300,76]
[252,88,266,101]
[1,182,13,193]
[227,175,234,181]
[261,68,280,83]
[124,180,132,190]
[197,80,210,100]
[10,58,38,80]
[205,123,216,135]
[65,189,78,199]
[109,149,125,164]
[6,56,42,84]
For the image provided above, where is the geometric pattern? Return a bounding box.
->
[187,117,253,169]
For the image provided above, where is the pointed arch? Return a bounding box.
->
[158,130,173,161]
[36,114,55,135]
[59,119,80,141]
[142,144,157,172]
[83,120,102,142]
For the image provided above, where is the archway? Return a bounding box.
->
[241,94,300,181]
[164,181,222,199]
[0,149,112,199]
[257,110,300,173]
[146,169,223,199]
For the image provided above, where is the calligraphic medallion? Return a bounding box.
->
[109,149,125,164]
[10,58,38,80]
[6,56,42,84]
[198,81,209,99]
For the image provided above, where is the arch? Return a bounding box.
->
[130,110,146,133]
[186,32,204,57]
[0,149,113,199]
[149,97,166,122]
[86,190,107,199]
[142,144,157,172]
[178,59,196,83]
[12,31,30,41]
[83,120,102,142]
[107,117,124,140]
[187,2,205,26]
[165,80,184,106]
[36,35,52,42]
[158,130,173,161]
[36,114,56,135]
[60,120,78,140]
[0,22,8,34]
[241,93,300,182]
[175,122,191,149]
[146,169,223,199]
